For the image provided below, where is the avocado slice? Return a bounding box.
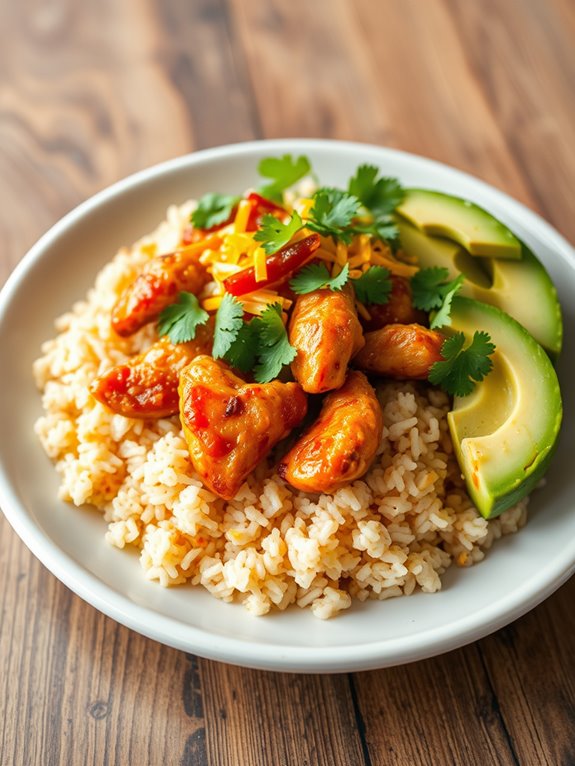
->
[397,189,522,259]
[398,220,563,358]
[446,296,562,519]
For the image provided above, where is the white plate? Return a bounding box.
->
[0,139,574,673]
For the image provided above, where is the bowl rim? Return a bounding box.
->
[1,138,574,673]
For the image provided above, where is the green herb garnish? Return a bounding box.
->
[212,292,244,359]
[352,266,392,305]
[411,267,465,328]
[257,154,311,202]
[306,188,361,244]
[348,165,405,217]
[428,331,496,397]
[252,304,298,383]
[190,193,241,230]
[157,292,209,344]
[289,263,350,294]
[253,212,303,255]
[212,297,296,383]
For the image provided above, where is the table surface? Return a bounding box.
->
[2,0,574,763]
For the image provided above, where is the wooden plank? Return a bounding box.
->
[0,518,205,765]
[200,661,366,766]
[443,0,575,240]
[154,0,261,147]
[352,647,520,765]
[479,578,575,766]
[229,0,387,143]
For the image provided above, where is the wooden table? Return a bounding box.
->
[1,1,574,763]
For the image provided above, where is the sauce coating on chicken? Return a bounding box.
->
[353,323,444,379]
[112,243,214,337]
[179,356,307,500]
[279,371,383,494]
[289,286,365,394]
[90,325,213,418]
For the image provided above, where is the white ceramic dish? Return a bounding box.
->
[0,139,573,673]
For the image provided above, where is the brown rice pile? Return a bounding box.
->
[33,202,528,619]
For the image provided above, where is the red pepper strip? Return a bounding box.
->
[245,192,286,231]
[223,234,321,297]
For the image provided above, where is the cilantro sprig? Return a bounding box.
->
[157,292,209,344]
[190,193,240,230]
[352,266,392,305]
[411,267,465,329]
[253,211,303,255]
[289,262,391,306]
[257,154,311,203]
[212,293,244,358]
[253,304,297,382]
[429,331,496,397]
[213,297,296,383]
[348,165,405,217]
[304,168,404,246]
[289,263,349,294]
[306,188,361,244]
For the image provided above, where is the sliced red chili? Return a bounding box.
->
[222,234,321,297]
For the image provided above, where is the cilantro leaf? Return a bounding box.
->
[212,293,244,359]
[253,211,303,255]
[257,154,311,202]
[252,304,297,383]
[352,266,392,305]
[223,322,259,372]
[428,330,496,397]
[411,267,451,311]
[289,263,350,294]
[348,165,405,217]
[190,193,240,230]
[214,300,296,381]
[306,188,361,243]
[157,292,209,344]
[430,275,465,329]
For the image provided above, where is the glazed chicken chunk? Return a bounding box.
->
[289,285,365,394]
[279,370,383,494]
[354,323,444,379]
[90,324,213,418]
[112,244,213,337]
[179,356,307,500]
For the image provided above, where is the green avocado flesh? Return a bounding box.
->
[398,219,563,358]
[397,189,522,259]
[447,297,562,519]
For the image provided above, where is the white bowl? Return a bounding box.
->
[0,139,573,673]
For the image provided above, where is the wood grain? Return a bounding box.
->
[1,0,574,764]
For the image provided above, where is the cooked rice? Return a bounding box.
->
[33,203,528,619]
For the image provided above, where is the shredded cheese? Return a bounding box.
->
[233,199,252,234]
[336,241,348,266]
[355,301,372,321]
[254,247,268,282]
[370,251,418,277]
[202,295,224,312]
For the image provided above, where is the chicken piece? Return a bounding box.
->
[179,356,307,500]
[361,274,427,331]
[112,247,212,337]
[353,323,444,379]
[278,371,383,493]
[289,286,365,394]
[91,325,213,418]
